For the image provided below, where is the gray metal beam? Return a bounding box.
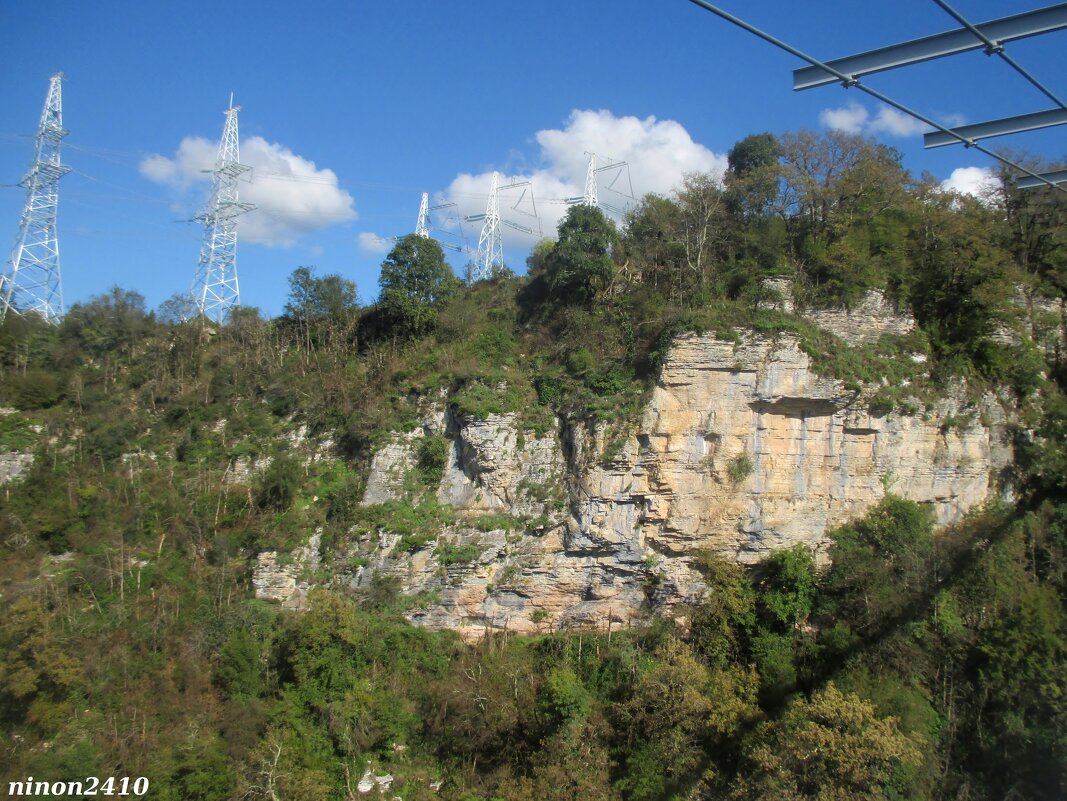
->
[924,108,1067,148]
[1016,168,1067,189]
[794,3,1067,90]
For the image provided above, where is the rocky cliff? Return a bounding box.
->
[255,291,1017,639]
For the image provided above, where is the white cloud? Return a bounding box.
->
[820,102,933,138]
[868,106,929,137]
[140,135,357,246]
[442,109,728,247]
[819,103,868,134]
[940,166,997,198]
[358,232,393,254]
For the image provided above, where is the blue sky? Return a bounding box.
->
[1,0,1064,316]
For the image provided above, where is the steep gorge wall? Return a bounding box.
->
[256,313,1013,639]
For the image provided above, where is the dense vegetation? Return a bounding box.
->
[1,129,1066,800]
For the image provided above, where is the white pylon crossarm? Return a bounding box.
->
[190,98,254,323]
[1,73,70,325]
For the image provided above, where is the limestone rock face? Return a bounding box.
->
[0,452,34,485]
[361,433,420,505]
[251,529,320,609]
[322,329,1011,640]
[437,411,568,518]
[804,289,916,344]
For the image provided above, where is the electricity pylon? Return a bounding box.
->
[412,193,464,253]
[190,96,254,322]
[1,73,71,325]
[469,172,502,281]
[464,172,540,282]
[565,151,636,218]
[582,152,598,207]
[415,192,431,238]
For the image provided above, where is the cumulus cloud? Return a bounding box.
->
[940,166,997,198]
[140,136,356,246]
[820,102,934,138]
[868,106,929,137]
[441,109,728,246]
[818,103,868,134]
[358,232,393,254]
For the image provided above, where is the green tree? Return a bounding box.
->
[378,234,459,338]
[215,630,265,699]
[820,495,934,632]
[675,172,729,298]
[59,286,152,361]
[760,545,817,630]
[690,552,756,670]
[621,194,685,297]
[284,266,358,355]
[973,583,1067,798]
[541,205,617,307]
[729,684,923,801]
[726,132,781,220]
[284,266,357,323]
[993,157,1067,294]
[777,130,911,304]
[908,184,1013,372]
[616,637,715,800]
[256,455,301,512]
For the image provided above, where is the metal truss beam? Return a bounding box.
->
[793,3,1067,90]
[1016,168,1067,189]
[685,0,1067,193]
[924,107,1067,148]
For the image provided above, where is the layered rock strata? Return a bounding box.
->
[256,329,1012,639]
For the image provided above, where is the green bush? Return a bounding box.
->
[0,413,37,450]
[436,542,481,565]
[727,453,754,484]
[256,455,301,512]
[417,434,448,486]
[10,369,62,409]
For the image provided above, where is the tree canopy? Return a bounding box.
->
[377,234,459,337]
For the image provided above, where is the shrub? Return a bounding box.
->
[727,453,754,484]
[256,455,300,512]
[436,542,481,565]
[417,434,448,486]
[10,369,62,409]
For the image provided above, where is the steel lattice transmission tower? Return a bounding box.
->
[190,97,254,322]
[566,151,635,217]
[582,152,599,207]
[0,73,71,325]
[470,172,503,281]
[463,173,540,282]
[415,192,431,238]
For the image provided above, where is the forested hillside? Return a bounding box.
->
[1,130,1066,800]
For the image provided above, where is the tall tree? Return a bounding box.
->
[726,132,782,221]
[729,684,923,801]
[377,234,459,339]
[540,204,617,307]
